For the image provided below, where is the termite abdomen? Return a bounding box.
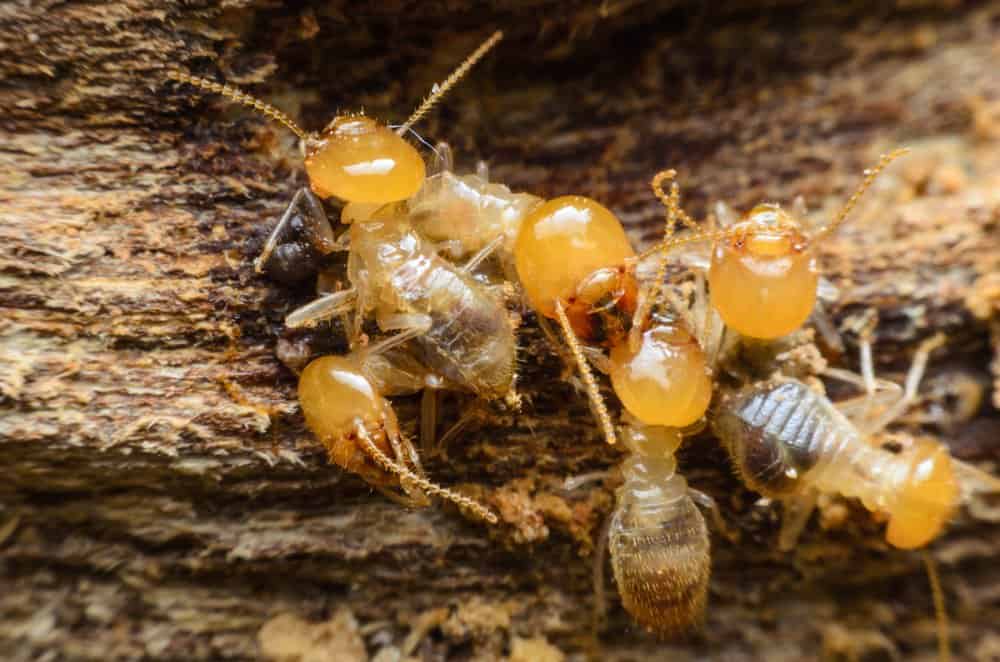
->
[610,498,709,635]
[713,381,825,497]
[609,453,710,636]
[257,189,338,284]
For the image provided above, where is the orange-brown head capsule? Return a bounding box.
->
[609,323,712,428]
[884,441,959,549]
[708,204,818,339]
[562,266,638,345]
[304,116,426,204]
[298,355,398,487]
[514,196,636,320]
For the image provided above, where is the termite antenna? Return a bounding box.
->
[166,69,311,143]
[631,170,682,340]
[635,227,739,262]
[355,424,499,524]
[396,30,504,136]
[814,148,909,242]
[554,299,618,446]
[635,170,737,264]
[650,169,700,232]
[922,551,951,662]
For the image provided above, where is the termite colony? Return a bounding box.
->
[167,28,998,654]
[169,32,512,525]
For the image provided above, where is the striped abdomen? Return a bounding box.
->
[712,379,861,498]
[609,455,709,635]
[712,380,960,549]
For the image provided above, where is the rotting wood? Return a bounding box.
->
[2,2,999,660]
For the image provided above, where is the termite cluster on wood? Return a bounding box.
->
[167,29,998,655]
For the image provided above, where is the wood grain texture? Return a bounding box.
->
[2,2,999,660]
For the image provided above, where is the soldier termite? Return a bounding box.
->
[168,33,507,521]
[711,331,1000,550]
[641,150,909,340]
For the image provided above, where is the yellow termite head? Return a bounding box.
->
[298,355,400,488]
[648,150,908,340]
[514,195,636,322]
[884,441,959,549]
[608,321,712,428]
[304,114,426,204]
[707,204,819,340]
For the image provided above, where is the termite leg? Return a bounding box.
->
[778,489,819,551]
[713,200,737,228]
[255,188,337,274]
[420,388,439,456]
[861,333,945,435]
[431,141,454,175]
[791,194,808,219]
[370,314,433,354]
[826,368,901,426]
[285,289,358,329]
[434,402,489,459]
[592,511,613,632]
[562,470,614,492]
[810,300,845,355]
[689,487,738,543]
[462,234,504,273]
[923,551,952,662]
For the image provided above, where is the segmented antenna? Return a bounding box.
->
[814,148,909,242]
[632,170,683,336]
[396,30,504,136]
[635,227,739,263]
[355,424,499,524]
[554,299,618,446]
[635,169,738,265]
[923,551,951,662]
[166,69,310,142]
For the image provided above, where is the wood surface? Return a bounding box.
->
[2,2,999,660]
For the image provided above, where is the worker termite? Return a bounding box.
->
[572,177,734,635]
[169,34,508,519]
[711,330,1000,550]
[641,150,909,340]
[298,340,497,524]
[168,31,503,209]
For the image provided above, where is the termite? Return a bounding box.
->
[168,31,503,210]
[169,34,508,519]
[712,330,1000,550]
[298,337,497,524]
[641,150,909,340]
[580,178,733,635]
